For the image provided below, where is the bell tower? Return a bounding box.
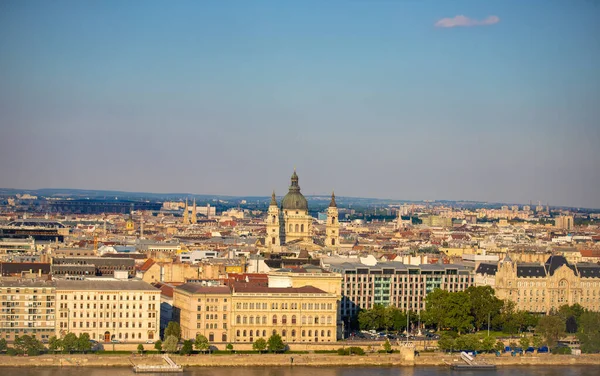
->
[325,191,339,247]
[266,191,281,248]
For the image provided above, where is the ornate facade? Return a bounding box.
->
[476,255,600,313]
[266,170,339,249]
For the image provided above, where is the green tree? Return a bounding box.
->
[558,304,585,333]
[444,292,473,334]
[455,334,480,351]
[423,289,450,331]
[437,333,456,352]
[164,322,182,341]
[62,333,78,353]
[154,340,163,352]
[481,336,496,353]
[495,341,505,353]
[252,338,267,353]
[536,315,565,348]
[466,286,503,331]
[14,335,44,356]
[77,333,92,353]
[48,336,62,354]
[0,338,7,353]
[194,334,209,353]
[267,333,285,353]
[519,336,530,349]
[137,344,144,354]
[577,311,600,353]
[531,336,543,349]
[163,335,179,353]
[226,343,234,353]
[180,340,193,355]
[383,338,392,353]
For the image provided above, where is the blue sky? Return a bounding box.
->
[1,1,599,208]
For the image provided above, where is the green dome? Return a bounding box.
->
[281,170,308,211]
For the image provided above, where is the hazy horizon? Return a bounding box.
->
[1,1,599,208]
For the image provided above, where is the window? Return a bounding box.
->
[272,315,277,324]
[291,315,296,324]
[282,315,287,324]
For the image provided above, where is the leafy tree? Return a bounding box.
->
[267,333,285,353]
[455,334,480,352]
[164,322,181,341]
[531,335,543,349]
[437,333,456,352]
[577,311,600,353]
[163,335,179,353]
[423,289,450,331]
[444,292,473,334]
[226,343,234,353]
[48,336,62,353]
[519,337,530,349]
[180,340,193,355]
[0,338,8,352]
[495,341,505,353]
[558,304,585,333]
[194,334,209,353]
[481,336,496,353]
[466,286,503,331]
[252,338,267,353]
[14,335,44,356]
[77,333,92,353]
[154,340,163,352]
[62,333,78,353]
[536,315,565,348]
[383,338,392,353]
[137,344,144,354]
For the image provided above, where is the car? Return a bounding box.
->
[146,340,154,344]
[111,339,120,343]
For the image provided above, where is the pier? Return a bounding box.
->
[132,354,183,373]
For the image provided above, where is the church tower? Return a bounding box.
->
[325,191,339,247]
[280,169,312,243]
[266,191,281,248]
[183,198,190,225]
[191,198,197,224]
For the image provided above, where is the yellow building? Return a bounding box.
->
[173,283,338,344]
[0,279,56,343]
[55,280,160,343]
[476,255,600,313]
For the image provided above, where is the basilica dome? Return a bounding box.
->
[281,170,308,211]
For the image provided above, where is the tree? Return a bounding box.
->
[0,338,7,353]
[423,289,450,331]
[164,322,181,341]
[577,311,600,353]
[495,341,505,353]
[163,335,179,353]
[194,334,209,353]
[252,338,267,353]
[444,292,473,335]
[536,315,565,348]
[137,344,144,354]
[558,304,585,333]
[48,336,62,354]
[77,333,92,353]
[226,343,234,353]
[466,286,503,331]
[62,333,78,353]
[382,338,392,353]
[267,333,285,353]
[180,340,193,355]
[519,336,530,349]
[14,335,44,356]
[154,340,163,352]
[531,336,543,349]
[437,333,456,352]
[481,336,496,353]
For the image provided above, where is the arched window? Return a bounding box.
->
[250,330,253,337]
[332,216,336,224]
[291,315,297,324]
[272,315,277,324]
[289,224,293,232]
[327,330,331,337]
[282,315,287,324]
[308,330,312,337]
[282,329,287,337]
[243,330,247,337]
[236,315,241,324]
[309,316,313,324]
[236,330,240,337]
[272,215,276,223]
[250,316,254,324]
[295,224,299,232]
[300,224,304,232]
[262,330,266,337]
[243,316,247,324]
[292,330,296,337]
[332,239,336,246]
[321,330,325,337]
[301,330,305,337]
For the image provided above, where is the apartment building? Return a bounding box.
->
[328,261,474,321]
[55,279,160,343]
[0,279,56,342]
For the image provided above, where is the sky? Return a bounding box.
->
[1,0,599,208]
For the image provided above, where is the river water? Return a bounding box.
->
[1,366,598,376]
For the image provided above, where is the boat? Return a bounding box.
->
[449,351,497,371]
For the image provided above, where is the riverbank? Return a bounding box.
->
[1,352,600,368]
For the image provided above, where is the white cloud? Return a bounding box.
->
[434,15,500,28]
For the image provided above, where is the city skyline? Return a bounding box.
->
[1,1,599,208]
